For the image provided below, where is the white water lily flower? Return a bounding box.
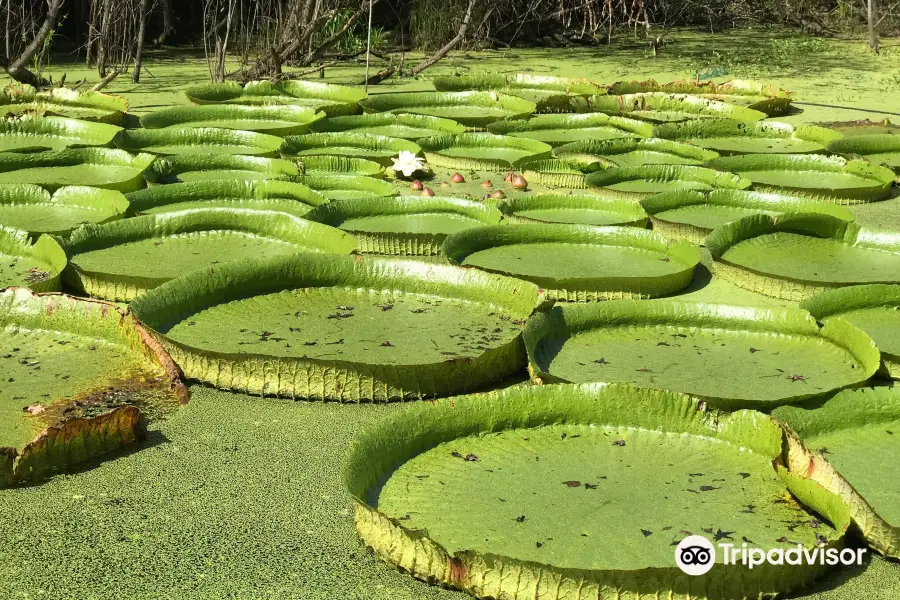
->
[391,150,426,177]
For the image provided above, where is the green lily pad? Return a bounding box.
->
[641,189,856,244]
[140,105,326,136]
[443,224,700,301]
[487,113,652,146]
[654,119,839,155]
[126,179,326,217]
[144,154,299,184]
[1,86,128,124]
[0,116,121,152]
[775,386,900,557]
[0,184,129,236]
[306,196,501,255]
[818,119,899,136]
[706,154,896,202]
[129,253,543,400]
[280,132,420,166]
[359,91,536,128]
[588,93,767,123]
[310,112,465,140]
[707,213,900,301]
[586,165,750,199]
[295,155,384,176]
[346,382,849,600]
[524,300,880,409]
[554,137,719,168]
[114,127,284,157]
[288,174,397,201]
[65,208,356,301]
[0,226,66,291]
[432,72,607,112]
[185,80,366,117]
[495,193,648,227]
[609,79,793,115]
[0,288,187,487]
[419,133,552,170]
[518,158,589,189]
[827,134,900,173]
[801,285,900,379]
[0,148,155,192]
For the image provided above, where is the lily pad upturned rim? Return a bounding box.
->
[495,192,649,227]
[418,132,553,170]
[653,118,840,154]
[0,115,122,152]
[286,173,397,199]
[523,300,880,408]
[0,225,68,292]
[184,80,367,116]
[486,112,654,141]
[442,223,701,301]
[139,104,327,136]
[65,208,357,301]
[309,112,467,139]
[608,79,793,115]
[706,212,900,300]
[305,195,502,255]
[2,86,129,124]
[517,158,589,189]
[358,91,538,127]
[640,189,856,244]
[587,92,768,122]
[294,154,385,176]
[774,386,900,557]
[126,179,327,214]
[129,252,543,401]
[705,153,896,201]
[0,288,186,487]
[0,184,130,236]
[432,72,607,95]
[0,147,156,192]
[585,164,751,199]
[826,134,900,171]
[280,132,422,165]
[113,127,285,157]
[345,381,849,599]
[143,153,300,184]
[554,137,720,166]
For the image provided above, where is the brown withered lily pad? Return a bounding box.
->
[0,288,187,487]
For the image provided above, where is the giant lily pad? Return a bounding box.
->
[442,224,700,301]
[65,208,356,301]
[707,213,900,301]
[0,148,155,192]
[359,91,536,128]
[586,165,750,199]
[280,132,420,166]
[0,184,129,236]
[126,179,326,217]
[524,300,880,409]
[185,80,366,117]
[642,189,855,244]
[345,382,849,599]
[418,133,552,170]
[1,86,128,124]
[775,386,900,556]
[654,119,839,155]
[554,137,718,168]
[486,113,651,147]
[0,226,66,291]
[517,158,589,188]
[129,253,543,400]
[818,119,899,137]
[827,134,900,173]
[588,93,767,123]
[114,127,283,157]
[310,113,465,140]
[433,72,607,112]
[801,285,900,379]
[706,154,895,202]
[0,116,121,152]
[288,174,395,201]
[609,79,793,115]
[306,196,501,255]
[495,193,648,227]
[140,105,326,136]
[144,154,299,184]
[0,289,187,487]
[295,155,384,176]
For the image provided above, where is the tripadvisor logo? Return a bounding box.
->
[675,535,866,576]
